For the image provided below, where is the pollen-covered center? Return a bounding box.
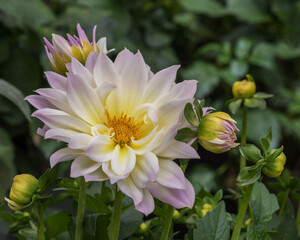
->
[105,112,140,146]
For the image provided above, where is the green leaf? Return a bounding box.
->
[244,98,267,109]
[235,38,252,59]
[38,167,59,192]
[265,127,273,143]
[45,211,71,239]
[259,138,270,153]
[228,99,242,114]
[193,201,230,240]
[273,201,297,240]
[248,183,279,239]
[18,228,37,240]
[85,194,111,214]
[179,0,224,17]
[193,99,202,120]
[119,205,143,240]
[184,103,199,127]
[237,164,264,187]
[265,146,284,161]
[249,42,275,69]
[229,59,248,78]
[175,128,198,142]
[182,61,220,99]
[0,79,31,121]
[254,92,273,99]
[239,144,263,163]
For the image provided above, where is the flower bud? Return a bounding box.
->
[173,209,180,219]
[44,24,110,75]
[139,222,148,233]
[5,174,39,210]
[244,218,252,228]
[232,80,256,98]
[200,203,213,218]
[197,112,239,154]
[262,152,286,178]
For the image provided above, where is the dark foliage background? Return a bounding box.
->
[0,0,300,238]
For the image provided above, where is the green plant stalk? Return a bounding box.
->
[240,104,248,170]
[279,189,290,217]
[75,177,87,240]
[160,205,175,240]
[108,187,123,240]
[231,183,254,240]
[296,203,300,236]
[37,202,45,240]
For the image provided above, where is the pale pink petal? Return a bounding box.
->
[156,160,186,189]
[97,37,113,54]
[70,155,101,178]
[114,48,134,73]
[84,167,109,182]
[52,34,72,56]
[50,148,82,167]
[85,52,98,73]
[68,58,94,86]
[69,133,93,150]
[37,125,49,137]
[131,152,159,188]
[158,140,199,159]
[45,71,67,91]
[102,162,128,184]
[142,65,180,103]
[45,128,79,142]
[94,53,120,86]
[26,95,54,109]
[85,135,116,162]
[135,189,155,216]
[153,125,179,154]
[147,178,195,209]
[76,23,88,42]
[67,73,105,125]
[117,177,143,206]
[111,145,136,176]
[170,80,197,99]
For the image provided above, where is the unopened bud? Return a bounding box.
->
[232,80,256,98]
[263,152,286,178]
[200,203,213,217]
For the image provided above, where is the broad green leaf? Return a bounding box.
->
[244,98,266,109]
[249,43,275,69]
[229,59,248,78]
[119,205,143,240]
[45,210,71,239]
[85,194,111,214]
[235,38,252,59]
[184,103,199,127]
[175,128,198,142]
[239,144,263,163]
[254,92,273,99]
[18,228,37,240]
[259,137,270,153]
[38,167,59,192]
[228,99,242,114]
[248,183,279,239]
[0,79,31,121]
[193,201,230,240]
[179,0,224,17]
[265,128,273,143]
[237,164,264,187]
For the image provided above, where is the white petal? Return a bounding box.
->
[158,140,199,159]
[85,135,115,162]
[96,82,116,103]
[114,48,134,73]
[26,95,54,109]
[117,177,143,206]
[69,133,93,149]
[135,189,155,216]
[45,128,79,142]
[102,162,128,184]
[67,73,105,125]
[170,80,197,99]
[33,108,91,133]
[156,160,186,189]
[84,167,109,182]
[133,103,158,125]
[85,52,98,73]
[52,34,72,56]
[68,58,94,86]
[93,53,120,86]
[153,125,179,154]
[131,152,159,188]
[111,144,136,176]
[45,71,67,91]
[70,155,101,178]
[50,148,82,167]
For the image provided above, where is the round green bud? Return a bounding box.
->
[232,80,256,98]
[262,152,286,178]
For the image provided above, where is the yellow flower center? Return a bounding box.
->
[105,112,140,146]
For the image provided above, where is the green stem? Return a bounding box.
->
[296,203,300,236]
[231,184,254,240]
[108,186,123,240]
[75,177,86,240]
[240,104,248,170]
[37,202,45,240]
[279,189,290,217]
[160,205,174,240]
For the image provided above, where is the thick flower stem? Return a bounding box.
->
[231,184,254,240]
[37,202,45,240]
[240,104,248,170]
[279,189,290,217]
[75,177,86,240]
[160,205,174,240]
[108,187,123,240]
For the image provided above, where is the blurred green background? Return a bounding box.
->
[0,0,300,237]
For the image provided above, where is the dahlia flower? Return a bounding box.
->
[197,112,239,154]
[27,49,199,215]
[44,24,111,75]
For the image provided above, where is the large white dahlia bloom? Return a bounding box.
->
[27,49,199,215]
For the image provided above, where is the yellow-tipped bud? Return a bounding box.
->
[200,203,213,218]
[232,80,256,98]
[173,209,180,219]
[5,174,39,211]
[244,218,252,228]
[263,152,286,178]
[139,222,148,233]
[197,112,239,154]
